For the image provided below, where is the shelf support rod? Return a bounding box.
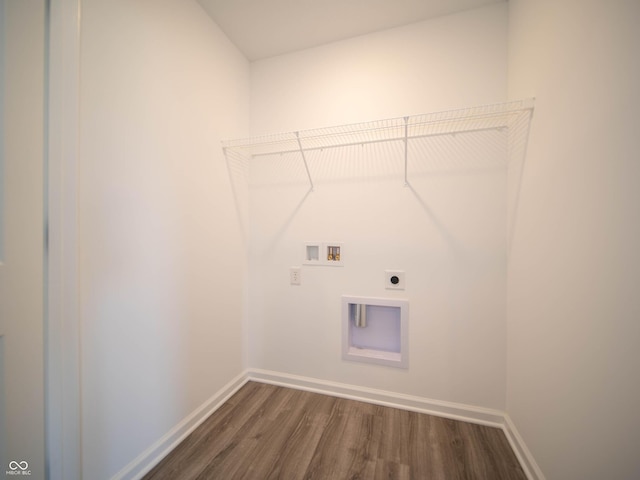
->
[295,131,314,191]
[403,116,409,186]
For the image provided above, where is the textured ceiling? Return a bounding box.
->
[198,0,504,61]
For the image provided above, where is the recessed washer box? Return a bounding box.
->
[303,242,344,266]
[303,243,322,265]
[342,295,408,369]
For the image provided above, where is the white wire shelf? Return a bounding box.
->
[222,99,534,190]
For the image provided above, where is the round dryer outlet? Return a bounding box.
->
[385,270,405,290]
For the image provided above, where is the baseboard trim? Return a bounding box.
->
[111,371,249,480]
[247,368,504,428]
[502,414,546,480]
[112,368,542,480]
[247,370,543,478]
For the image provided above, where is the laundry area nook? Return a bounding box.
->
[224,98,532,400]
[27,0,640,479]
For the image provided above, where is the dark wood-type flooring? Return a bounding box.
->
[143,381,526,480]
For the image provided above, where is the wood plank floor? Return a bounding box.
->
[143,382,526,480]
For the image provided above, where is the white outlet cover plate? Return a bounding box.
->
[290,266,301,285]
[385,270,405,290]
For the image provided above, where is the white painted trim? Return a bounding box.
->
[108,368,541,480]
[247,368,505,427]
[46,0,82,479]
[250,369,543,478]
[502,414,546,480]
[112,372,250,480]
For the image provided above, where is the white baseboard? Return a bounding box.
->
[503,414,546,480]
[112,368,542,480]
[248,369,543,479]
[247,368,505,427]
[110,371,249,480]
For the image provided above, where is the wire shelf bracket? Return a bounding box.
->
[403,116,409,187]
[295,131,314,191]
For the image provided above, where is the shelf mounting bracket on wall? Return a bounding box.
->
[295,131,314,191]
[403,116,409,187]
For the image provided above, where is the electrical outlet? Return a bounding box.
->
[385,270,405,290]
[290,267,301,285]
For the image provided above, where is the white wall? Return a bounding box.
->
[0,0,46,477]
[507,1,640,479]
[79,0,249,477]
[248,4,509,409]
[251,4,507,135]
